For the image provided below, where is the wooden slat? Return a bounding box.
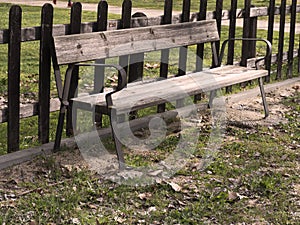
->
[8,5,21,153]
[265,0,275,83]
[66,2,82,137]
[54,20,219,65]
[241,0,252,67]
[287,0,297,78]
[38,4,53,144]
[195,0,207,72]
[177,0,191,76]
[277,0,287,79]
[72,65,268,114]
[157,0,173,113]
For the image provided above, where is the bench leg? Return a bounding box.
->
[208,90,217,108]
[258,77,269,118]
[53,105,67,151]
[109,108,125,170]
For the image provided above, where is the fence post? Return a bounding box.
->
[195,0,207,72]
[66,2,82,136]
[241,0,252,67]
[157,0,173,113]
[117,0,131,121]
[93,0,108,128]
[7,5,22,153]
[128,12,147,83]
[226,0,238,92]
[119,0,132,77]
[176,0,190,108]
[177,0,190,76]
[94,0,108,92]
[248,7,257,59]
[39,3,53,144]
[193,0,207,102]
[214,0,223,60]
[265,0,275,82]
[276,0,286,80]
[287,0,297,78]
[227,0,237,65]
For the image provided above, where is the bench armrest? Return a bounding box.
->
[219,38,272,69]
[75,63,127,91]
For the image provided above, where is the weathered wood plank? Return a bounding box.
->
[66,2,82,137]
[72,65,268,114]
[277,0,287,79]
[265,0,275,82]
[54,20,219,65]
[8,5,21,153]
[0,98,60,123]
[39,3,53,144]
[287,0,297,78]
[157,0,173,113]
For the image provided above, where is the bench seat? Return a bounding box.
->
[72,65,268,115]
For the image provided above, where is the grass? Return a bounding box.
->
[76,0,294,11]
[0,91,299,224]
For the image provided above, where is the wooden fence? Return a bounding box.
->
[0,0,299,154]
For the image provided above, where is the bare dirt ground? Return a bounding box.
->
[0,80,299,184]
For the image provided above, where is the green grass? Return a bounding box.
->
[76,0,292,11]
[0,91,299,224]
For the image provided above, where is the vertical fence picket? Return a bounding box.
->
[178,0,190,76]
[93,1,108,128]
[298,35,300,74]
[248,9,257,59]
[227,0,237,65]
[287,0,297,78]
[265,0,275,82]
[119,0,132,78]
[194,0,207,102]
[119,0,132,120]
[157,0,172,113]
[7,5,22,153]
[94,0,108,91]
[39,4,53,144]
[241,0,252,67]
[214,0,223,59]
[128,12,147,83]
[277,0,286,79]
[176,0,190,108]
[226,0,237,93]
[66,2,82,136]
[195,0,207,72]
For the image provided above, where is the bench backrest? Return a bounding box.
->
[53,20,219,65]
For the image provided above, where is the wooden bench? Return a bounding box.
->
[51,19,271,169]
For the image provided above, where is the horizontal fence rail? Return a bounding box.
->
[0,0,299,154]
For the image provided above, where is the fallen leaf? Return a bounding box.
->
[148,206,157,212]
[88,204,98,209]
[228,191,239,201]
[168,182,182,192]
[148,170,163,176]
[138,192,152,200]
[114,216,126,223]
